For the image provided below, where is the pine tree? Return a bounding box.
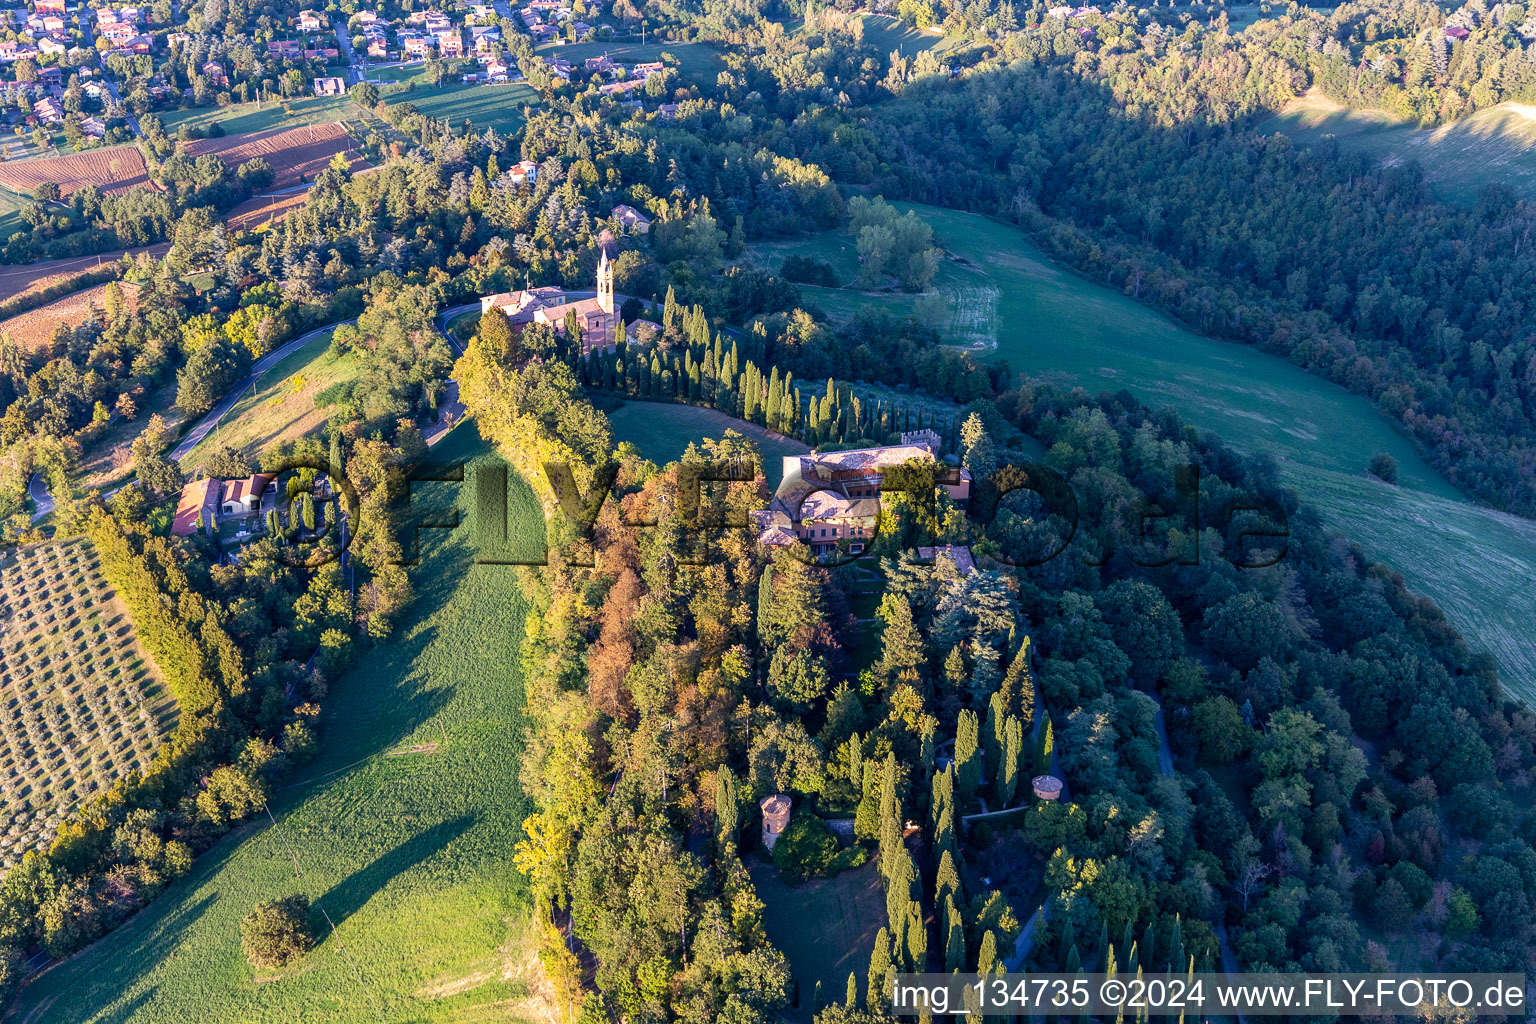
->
[954,709,981,805]
[943,646,967,697]
[969,632,1001,707]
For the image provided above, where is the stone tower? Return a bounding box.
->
[596,249,614,314]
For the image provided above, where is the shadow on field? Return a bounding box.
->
[95,986,155,1024]
[315,814,475,929]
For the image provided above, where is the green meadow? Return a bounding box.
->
[747,204,1536,706]
[16,424,549,1024]
[384,82,541,134]
[1262,88,1536,204]
[606,398,809,489]
[534,40,724,78]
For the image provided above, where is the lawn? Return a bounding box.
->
[157,96,364,137]
[605,398,809,489]
[15,423,552,1024]
[750,858,886,1018]
[0,186,28,240]
[1262,87,1536,204]
[534,40,724,77]
[384,82,540,134]
[178,329,357,475]
[745,205,1536,706]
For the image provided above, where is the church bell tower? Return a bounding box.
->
[596,250,614,314]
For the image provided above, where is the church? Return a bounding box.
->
[478,251,656,353]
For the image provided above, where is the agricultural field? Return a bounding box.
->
[179,329,357,475]
[156,96,362,137]
[384,82,541,135]
[0,279,137,352]
[223,190,309,232]
[0,144,157,198]
[71,380,182,496]
[751,859,886,1019]
[0,242,168,305]
[184,123,369,191]
[534,40,725,77]
[0,539,176,867]
[1262,88,1536,204]
[14,423,554,1024]
[745,204,1536,706]
[605,398,809,489]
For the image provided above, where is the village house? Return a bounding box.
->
[165,29,190,47]
[656,102,679,119]
[611,203,650,233]
[0,40,37,61]
[1445,24,1470,40]
[352,10,379,26]
[467,3,495,20]
[750,430,971,559]
[584,53,615,76]
[422,10,451,32]
[313,75,346,96]
[201,59,228,86]
[171,478,220,537]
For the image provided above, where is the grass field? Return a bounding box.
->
[746,205,1536,705]
[750,858,886,1018]
[1262,88,1536,204]
[0,539,174,866]
[157,96,363,137]
[605,399,809,488]
[533,40,724,77]
[179,330,356,475]
[15,424,552,1024]
[384,83,540,134]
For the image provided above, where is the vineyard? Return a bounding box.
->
[184,123,368,190]
[0,539,177,867]
[0,145,157,198]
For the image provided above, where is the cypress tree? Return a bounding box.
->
[662,284,677,331]
[943,894,965,972]
[1141,921,1155,974]
[328,430,344,477]
[715,766,738,857]
[1035,715,1054,775]
[878,753,901,870]
[999,635,1035,723]
[977,929,998,976]
[955,709,981,805]
[905,900,926,969]
[935,848,961,908]
[996,716,1022,807]
[868,927,892,1010]
[846,972,858,1009]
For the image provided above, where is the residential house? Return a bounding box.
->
[470,23,499,51]
[571,20,592,38]
[296,8,323,31]
[422,10,450,31]
[79,114,105,135]
[36,34,64,54]
[220,473,276,517]
[0,40,37,60]
[401,31,432,58]
[598,77,644,97]
[200,59,228,86]
[750,430,971,559]
[631,60,663,78]
[32,96,62,123]
[352,9,379,26]
[506,157,538,183]
[171,478,220,536]
[165,29,190,46]
[366,36,389,57]
[33,0,65,14]
[124,33,152,53]
[303,45,339,58]
[313,75,346,96]
[1445,24,1470,40]
[467,3,494,20]
[434,27,462,56]
[584,53,615,76]
[546,55,571,78]
[656,102,679,119]
[611,203,650,233]
[267,38,302,57]
[100,20,137,43]
[485,56,508,80]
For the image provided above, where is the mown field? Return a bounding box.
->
[384,83,540,134]
[746,205,1536,705]
[1262,88,1536,204]
[605,398,808,488]
[157,96,363,137]
[178,329,356,476]
[751,859,885,1020]
[15,424,551,1024]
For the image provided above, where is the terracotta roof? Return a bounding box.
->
[221,473,274,506]
[171,478,217,536]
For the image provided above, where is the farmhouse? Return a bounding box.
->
[750,430,971,559]
[506,158,539,183]
[220,473,276,517]
[171,478,220,537]
[313,75,346,96]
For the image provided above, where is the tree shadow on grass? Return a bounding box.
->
[314,814,475,930]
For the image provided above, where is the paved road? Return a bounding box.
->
[169,320,353,462]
